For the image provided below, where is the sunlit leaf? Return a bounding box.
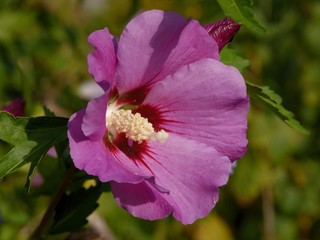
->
[246,81,309,134]
[0,112,68,181]
[220,47,250,72]
[216,0,266,33]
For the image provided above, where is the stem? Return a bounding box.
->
[29,165,76,240]
[262,185,276,240]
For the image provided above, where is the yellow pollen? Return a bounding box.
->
[107,109,168,144]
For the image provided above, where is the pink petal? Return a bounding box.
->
[47,147,57,158]
[105,134,231,223]
[68,110,144,183]
[88,28,117,90]
[111,180,172,220]
[115,10,219,93]
[106,134,156,178]
[127,134,231,224]
[142,58,249,161]
[81,92,108,140]
[31,172,44,187]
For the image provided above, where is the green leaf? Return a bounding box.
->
[43,106,56,117]
[216,0,266,33]
[25,159,39,193]
[30,154,67,196]
[0,112,68,182]
[49,186,102,234]
[246,81,309,134]
[220,47,250,72]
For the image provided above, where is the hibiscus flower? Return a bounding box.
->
[68,10,249,224]
[1,97,25,117]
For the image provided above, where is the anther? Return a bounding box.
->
[106,109,168,144]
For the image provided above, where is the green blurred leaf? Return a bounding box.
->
[0,112,68,182]
[220,47,250,72]
[193,215,234,240]
[216,0,266,33]
[276,216,298,240]
[49,186,101,234]
[230,154,268,203]
[0,11,35,43]
[246,81,309,134]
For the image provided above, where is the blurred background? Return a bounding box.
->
[0,0,319,239]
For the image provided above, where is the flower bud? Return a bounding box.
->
[204,18,241,51]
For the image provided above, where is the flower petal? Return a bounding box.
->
[68,110,143,183]
[105,134,230,223]
[111,180,173,220]
[106,134,156,178]
[81,92,108,141]
[116,10,219,93]
[88,28,117,90]
[141,134,231,224]
[142,58,249,161]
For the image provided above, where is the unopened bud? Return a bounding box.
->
[204,18,241,51]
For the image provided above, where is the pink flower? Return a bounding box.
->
[68,10,249,224]
[31,172,44,187]
[1,97,25,116]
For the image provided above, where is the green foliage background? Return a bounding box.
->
[0,0,319,239]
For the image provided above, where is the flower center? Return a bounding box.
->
[106,109,168,144]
